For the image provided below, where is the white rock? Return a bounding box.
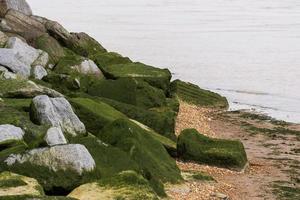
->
[72,59,103,76]
[0,124,24,143]
[31,95,86,136]
[6,37,40,66]
[44,127,67,146]
[31,65,47,80]
[0,48,31,77]
[5,144,95,175]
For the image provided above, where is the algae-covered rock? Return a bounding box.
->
[177,129,248,170]
[30,95,86,136]
[88,78,166,109]
[0,79,63,98]
[0,0,32,17]
[170,79,228,109]
[69,98,126,134]
[35,33,65,64]
[68,171,159,200]
[97,118,182,183]
[0,171,44,198]
[99,97,176,140]
[99,62,172,92]
[90,52,131,69]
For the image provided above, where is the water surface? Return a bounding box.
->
[28,0,300,123]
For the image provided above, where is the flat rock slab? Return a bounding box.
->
[0,0,32,17]
[31,95,86,136]
[44,127,67,146]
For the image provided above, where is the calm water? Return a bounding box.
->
[28,0,300,123]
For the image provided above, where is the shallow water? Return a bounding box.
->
[28,0,300,123]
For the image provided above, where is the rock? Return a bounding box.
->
[71,59,103,77]
[69,32,107,57]
[35,33,65,64]
[0,171,44,197]
[4,144,96,175]
[211,192,229,200]
[0,69,17,80]
[32,51,49,67]
[68,171,159,200]
[97,118,182,183]
[6,37,41,66]
[0,0,32,17]
[45,20,72,45]
[0,124,24,144]
[44,127,67,146]
[0,79,63,98]
[0,48,31,77]
[30,95,86,136]
[31,65,47,80]
[3,10,46,41]
[0,31,8,47]
[177,129,248,170]
[170,79,229,109]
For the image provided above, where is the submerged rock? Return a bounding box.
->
[0,0,32,17]
[44,127,67,146]
[5,144,95,175]
[30,95,86,136]
[0,124,24,144]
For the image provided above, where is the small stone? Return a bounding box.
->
[0,124,24,143]
[31,65,47,80]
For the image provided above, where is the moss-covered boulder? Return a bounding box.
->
[0,99,49,149]
[99,62,172,92]
[69,98,126,134]
[177,129,248,170]
[170,79,228,109]
[68,171,159,200]
[34,33,65,64]
[99,97,176,140]
[97,118,182,183]
[0,171,44,198]
[90,52,131,69]
[88,78,166,109]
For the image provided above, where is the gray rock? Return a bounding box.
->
[45,20,72,44]
[5,144,96,175]
[32,51,49,67]
[0,31,8,47]
[44,127,67,146]
[0,0,32,17]
[6,37,41,66]
[0,70,17,80]
[3,10,46,41]
[31,65,47,80]
[31,95,86,136]
[0,124,24,143]
[71,59,103,77]
[0,48,31,77]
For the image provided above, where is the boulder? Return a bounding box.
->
[98,62,172,92]
[0,124,24,144]
[3,10,46,41]
[0,48,31,77]
[0,0,32,17]
[0,79,63,98]
[0,31,8,47]
[97,118,182,183]
[31,65,47,80]
[35,33,65,64]
[30,95,86,136]
[45,20,72,45]
[170,79,229,109]
[6,37,41,66]
[71,59,103,77]
[0,171,44,197]
[3,144,96,189]
[68,171,159,200]
[32,51,49,67]
[44,127,67,146]
[177,129,248,170]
